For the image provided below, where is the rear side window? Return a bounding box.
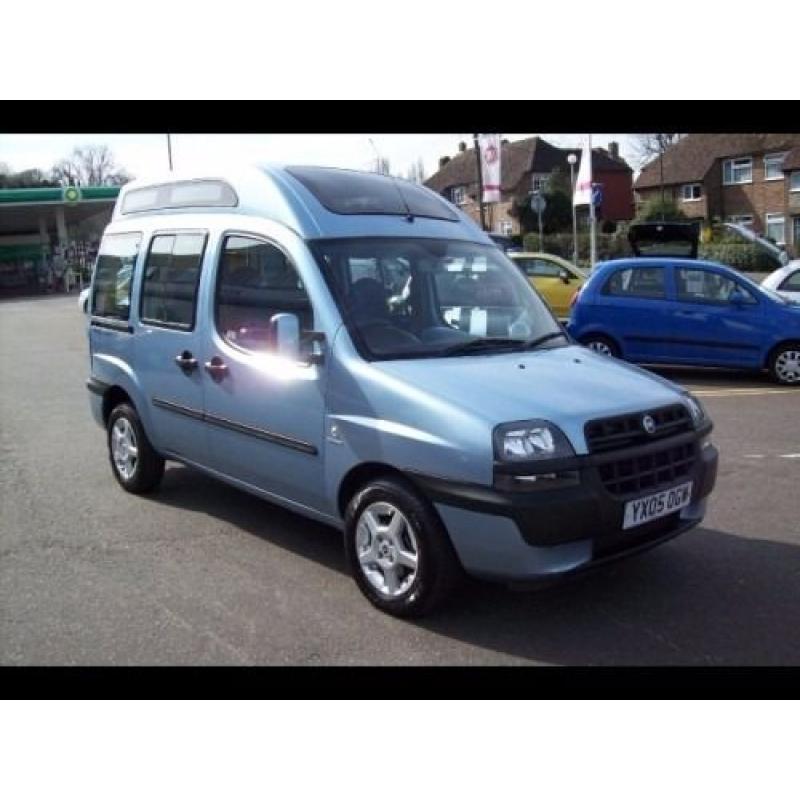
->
[676,268,756,305]
[516,258,562,278]
[92,232,142,319]
[778,271,800,292]
[603,267,666,299]
[140,232,207,328]
[215,236,313,352]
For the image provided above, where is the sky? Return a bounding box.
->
[0,133,641,182]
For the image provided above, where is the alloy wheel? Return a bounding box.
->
[355,501,419,598]
[111,417,139,480]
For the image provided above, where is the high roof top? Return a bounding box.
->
[112,165,489,243]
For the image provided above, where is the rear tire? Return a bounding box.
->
[581,333,620,358]
[344,477,462,618]
[107,402,165,493]
[768,342,800,385]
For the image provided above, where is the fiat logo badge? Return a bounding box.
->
[642,414,656,434]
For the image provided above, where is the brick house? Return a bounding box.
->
[424,136,634,237]
[634,134,800,256]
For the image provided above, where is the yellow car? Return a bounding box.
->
[509,252,587,319]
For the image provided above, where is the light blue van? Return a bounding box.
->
[87,166,718,617]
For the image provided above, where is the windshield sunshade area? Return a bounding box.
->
[286,166,459,221]
[310,237,565,361]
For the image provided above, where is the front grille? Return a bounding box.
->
[597,441,697,497]
[585,403,692,453]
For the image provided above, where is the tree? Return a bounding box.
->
[51,145,132,187]
[513,168,574,235]
[405,156,426,184]
[635,197,687,222]
[0,166,59,188]
[632,134,684,169]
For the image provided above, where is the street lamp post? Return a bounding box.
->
[567,152,578,266]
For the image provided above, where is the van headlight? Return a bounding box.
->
[493,420,575,462]
[684,393,708,429]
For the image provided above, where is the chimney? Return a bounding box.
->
[608,141,620,159]
[438,155,451,170]
[458,141,467,153]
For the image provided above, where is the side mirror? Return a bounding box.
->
[269,313,325,365]
[270,313,301,359]
[559,268,571,285]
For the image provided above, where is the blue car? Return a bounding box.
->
[568,257,800,384]
[86,167,719,617]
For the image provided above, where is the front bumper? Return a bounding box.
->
[407,432,718,582]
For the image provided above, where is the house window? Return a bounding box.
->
[727,214,754,228]
[765,213,786,245]
[451,186,466,205]
[790,172,800,192]
[531,174,549,193]
[681,183,702,201]
[723,157,753,185]
[500,220,513,236]
[794,217,800,249]
[764,153,787,181]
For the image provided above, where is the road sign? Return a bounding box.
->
[530,192,547,214]
[591,184,603,207]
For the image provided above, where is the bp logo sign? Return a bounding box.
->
[62,186,82,203]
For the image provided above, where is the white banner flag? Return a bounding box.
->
[478,133,501,203]
[573,134,593,207]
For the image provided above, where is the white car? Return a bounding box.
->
[761,261,800,302]
[79,286,90,313]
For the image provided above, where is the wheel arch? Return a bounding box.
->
[337,461,415,518]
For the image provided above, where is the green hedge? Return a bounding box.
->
[698,243,777,272]
[522,232,631,263]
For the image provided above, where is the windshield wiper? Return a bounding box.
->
[440,337,526,357]
[514,331,569,350]
[440,331,568,357]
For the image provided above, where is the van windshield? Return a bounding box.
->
[310,237,565,361]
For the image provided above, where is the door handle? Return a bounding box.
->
[204,356,229,381]
[675,310,705,319]
[174,351,198,372]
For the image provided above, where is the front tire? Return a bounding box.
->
[344,477,462,618]
[107,402,165,493]
[768,342,800,385]
[581,333,620,358]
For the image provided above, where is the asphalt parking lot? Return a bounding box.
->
[1,294,798,665]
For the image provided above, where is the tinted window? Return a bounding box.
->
[286,166,458,220]
[215,236,313,353]
[92,232,141,319]
[516,258,562,278]
[603,267,666,299]
[676,268,756,304]
[140,233,206,328]
[778,271,800,292]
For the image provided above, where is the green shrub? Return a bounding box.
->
[522,231,633,263]
[698,243,776,272]
[635,197,687,222]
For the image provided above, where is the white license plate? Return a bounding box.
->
[623,481,693,530]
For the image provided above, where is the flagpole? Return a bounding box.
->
[473,133,487,230]
[588,134,597,270]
